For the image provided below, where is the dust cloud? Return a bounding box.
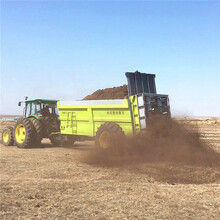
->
[83,117,219,167]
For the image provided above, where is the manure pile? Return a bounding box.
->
[83,85,128,100]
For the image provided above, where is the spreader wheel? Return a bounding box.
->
[95,122,124,149]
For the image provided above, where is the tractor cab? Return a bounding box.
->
[19,99,59,119]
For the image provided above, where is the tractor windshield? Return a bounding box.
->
[25,102,58,117]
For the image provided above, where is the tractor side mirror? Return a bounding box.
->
[18,101,21,106]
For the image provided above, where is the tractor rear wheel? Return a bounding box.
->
[2,127,14,146]
[29,117,43,146]
[95,122,124,149]
[13,118,35,148]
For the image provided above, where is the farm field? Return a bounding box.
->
[0,117,220,219]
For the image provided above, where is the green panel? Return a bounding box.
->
[28,115,44,120]
[25,99,57,103]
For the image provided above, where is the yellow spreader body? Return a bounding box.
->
[57,95,140,138]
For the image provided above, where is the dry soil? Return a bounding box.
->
[0,118,220,219]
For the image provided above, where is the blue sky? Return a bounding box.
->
[1,1,220,116]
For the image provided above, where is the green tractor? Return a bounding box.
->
[2,98,60,148]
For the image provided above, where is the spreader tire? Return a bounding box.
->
[29,117,43,146]
[95,122,124,149]
[13,118,35,148]
[2,127,14,146]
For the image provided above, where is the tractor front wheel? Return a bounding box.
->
[13,118,35,148]
[2,127,14,146]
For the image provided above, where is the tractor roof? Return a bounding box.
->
[25,99,58,103]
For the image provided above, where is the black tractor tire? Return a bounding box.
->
[29,117,43,146]
[2,127,14,146]
[13,118,35,148]
[95,122,124,149]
